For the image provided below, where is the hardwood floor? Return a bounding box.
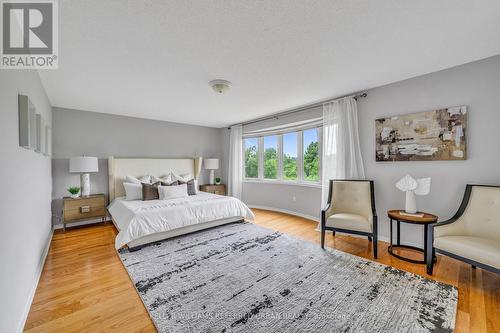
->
[25,209,499,332]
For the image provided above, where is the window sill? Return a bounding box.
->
[242,179,322,189]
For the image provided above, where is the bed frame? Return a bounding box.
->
[107,156,244,250]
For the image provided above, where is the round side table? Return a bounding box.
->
[387,210,438,264]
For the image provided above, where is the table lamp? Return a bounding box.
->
[69,156,98,197]
[204,158,219,185]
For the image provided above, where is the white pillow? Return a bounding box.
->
[160,173,175,184]
[123,183,142,200]
[172,173,193,182]
[150,175,162,183]
[158,184,188,200]
[125,175,151,184]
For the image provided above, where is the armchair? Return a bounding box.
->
[321,180,378,258]
[426,185,500,275]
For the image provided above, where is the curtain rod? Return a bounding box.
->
[227,92,367,129]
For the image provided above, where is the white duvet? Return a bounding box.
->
[108,192,255,249]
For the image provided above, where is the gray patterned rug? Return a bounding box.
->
[118,222,457,333]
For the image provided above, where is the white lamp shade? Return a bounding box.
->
[204,158,219,170]
[69,156,98,173]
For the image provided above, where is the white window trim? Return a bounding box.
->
[243,127,322,186]
[242,179,322,188]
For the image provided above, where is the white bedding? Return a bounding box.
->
[108,192,255,249]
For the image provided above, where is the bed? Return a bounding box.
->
[107,156,254,250]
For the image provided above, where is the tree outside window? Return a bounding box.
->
[264,136,278,179]
[244,138,258,178]
[283,132,297,180]
[243,128,320,183]
[303,129,319,181]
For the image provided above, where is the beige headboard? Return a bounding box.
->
[108,156,203,202]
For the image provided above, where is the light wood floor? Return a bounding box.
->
[25,209,499,332]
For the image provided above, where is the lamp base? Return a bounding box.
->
[405,191,417,214]
[209,170,215,185]
[81,173,91,196]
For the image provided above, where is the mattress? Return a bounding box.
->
[108,192,255,249]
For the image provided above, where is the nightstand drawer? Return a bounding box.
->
[63,197,105,211]
[213,190,225,195]
[64,206,106,222]
[199,184,226,196]
[62,193,107,231]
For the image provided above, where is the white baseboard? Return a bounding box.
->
[17,229,53,333]
[248,205,320,222]
[248,205,423,248]
[53,217,105,230]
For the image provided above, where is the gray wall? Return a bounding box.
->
[0,71,52,333]
[52,108,225,225]
[242,182,320,221]
[359,55,500,245]
[241,55,500,246]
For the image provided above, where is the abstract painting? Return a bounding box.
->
[376,106,467,161]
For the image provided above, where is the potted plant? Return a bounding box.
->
[215,177,221,185]
[67,186,81,199]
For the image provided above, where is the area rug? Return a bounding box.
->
[118,222,457,333]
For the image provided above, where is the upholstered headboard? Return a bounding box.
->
[108,156,203,202]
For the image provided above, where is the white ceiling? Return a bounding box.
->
[39,0,500,128]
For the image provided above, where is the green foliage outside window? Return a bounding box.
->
[264,148,277,179]
[245,145,258,178]
[244,132,320,182]
[283,154,297,180]
[304,141,319,181]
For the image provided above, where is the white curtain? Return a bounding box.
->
[228,124,243,199]
[321,97,365,207]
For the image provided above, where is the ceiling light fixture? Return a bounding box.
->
[209,79,231,94]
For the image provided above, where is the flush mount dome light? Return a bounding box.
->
[209,79,231,94]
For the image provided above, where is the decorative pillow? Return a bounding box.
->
[149,175,162,184]
[142,182,161,201]
[178,179,198,195]
[125,175,151,184]
[160,173,177,185]
[123,183,142,200]
[172,173,193,183]
[161,180,179,186]
[158,184,188,200]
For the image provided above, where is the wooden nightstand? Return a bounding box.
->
[62,193,107,231]
[199,184,226,196]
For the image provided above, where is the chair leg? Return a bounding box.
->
[332,231,336,236]
[426,226,434,275]
[426,247,434,275]
[367,236,372,242]
[372,235,378,259]
[321,229,325,249]
[472,265,476,269]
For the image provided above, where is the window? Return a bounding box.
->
[263,136,278,179]
[303,128,319,182]
[244,138,258,178]
[243,127,321,184]
[282,132,297,180]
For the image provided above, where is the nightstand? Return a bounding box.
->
[62,193,107,231]
[199,184,226,196]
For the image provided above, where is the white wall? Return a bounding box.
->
[241,55,500,246]
[51,108,225,225]
[0,71,52,333]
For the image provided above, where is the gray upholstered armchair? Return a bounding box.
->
[426,184,500,275]
[321,180,378,258]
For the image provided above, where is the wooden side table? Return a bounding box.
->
[62,193,108,231]
[199,184,226,196]
[387,209,438,264]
